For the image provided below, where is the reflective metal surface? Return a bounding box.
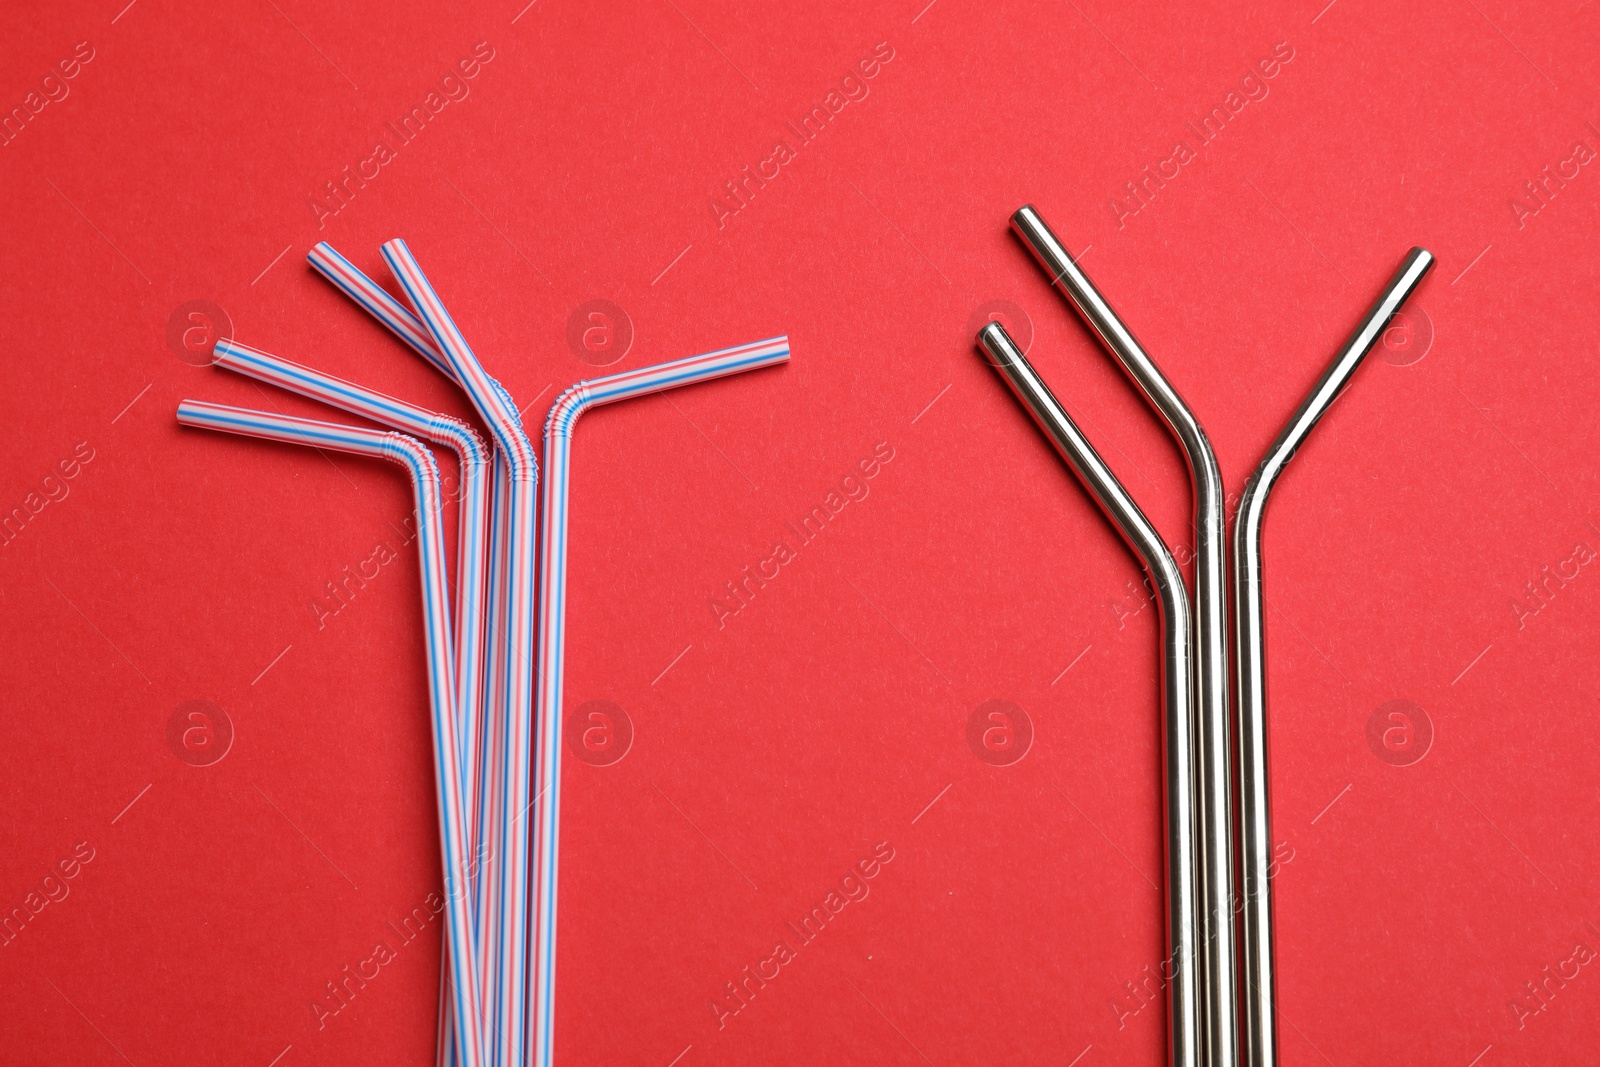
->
[977,321,1200,1067]
[1233,247,1433,1067]
[1010,204,1237,1067]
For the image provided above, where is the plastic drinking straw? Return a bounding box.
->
[212,339,492,850]
[1010,204,1236,1065]
[174,400,485,1067]
[381,239,539,1067]
[306,241,509,1065]
[309,242,462,384]
[210,339,497,1046]
[977,323,1200,1067]
[530,335,790,1066]
[1234,248,1432,1067]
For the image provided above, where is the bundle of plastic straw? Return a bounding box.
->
[182,238,789,1067]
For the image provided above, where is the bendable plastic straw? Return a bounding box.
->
[530,336,791,1067]
[306,242,506,1065]
[1010,204,1236,1065]
[212,339,492,849]
[174,400,485,1067]
[309,242,462,384]
[1234,248,1432,1067]
[977,324,1200,1067]
[381,239,539,1067]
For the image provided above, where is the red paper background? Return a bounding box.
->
[3,0,1598,1063]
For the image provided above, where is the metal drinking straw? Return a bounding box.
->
[977,322,1200,1067]
[1234,247,1432,1067]
[1009,204,1237,1066]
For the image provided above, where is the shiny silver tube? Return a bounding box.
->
[1011,204,1236,1066]
[977,322,1200,1067]
[1234,247,1433,1067]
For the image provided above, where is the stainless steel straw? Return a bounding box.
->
[977,322,1200,1067]
[1234,247,1432,1067]
[1009,205,1236,1065]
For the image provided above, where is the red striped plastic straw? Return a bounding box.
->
[174,400,485,1067]
[211,339,492,869]
[530,336,790,1066]
[306,244,507,1063]
[381,240,539,1067]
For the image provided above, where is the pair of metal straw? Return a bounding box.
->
[978,206,1431,1067]
[178,241,787,1067]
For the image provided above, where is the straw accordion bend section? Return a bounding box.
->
[976,323,1200,1067]
[530,335,791,1067]
[1009,203,1237,1067]
[1232,247,1433,1067]
[173,400,486,1067]
[380,238,539,1067]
